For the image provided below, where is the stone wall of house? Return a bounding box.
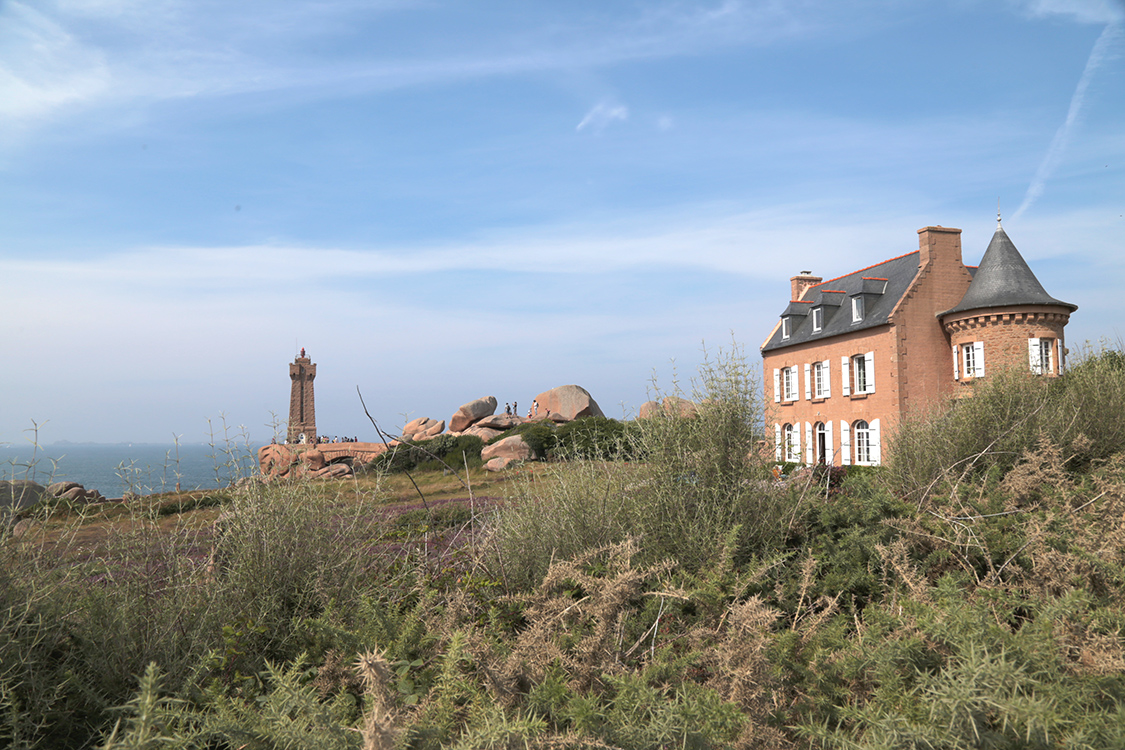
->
[944,305,1072,384]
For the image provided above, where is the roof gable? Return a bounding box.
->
[762,251,921,352]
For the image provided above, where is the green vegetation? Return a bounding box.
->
[4,343,1125,749]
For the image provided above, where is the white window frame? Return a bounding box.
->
[782,366,798,402]
[851,296,864,322]
[854,420,871,465]
[781,317,791,340]
[812,307,823,332]
[851,351,875,394]
[1029,337,1053,375]
[814,421,832,464]
[964,341,985,378]
[813,360,830,399]
[783,423,800,462]
[852,419,881,465]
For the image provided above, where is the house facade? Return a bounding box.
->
[760,220,1076,466]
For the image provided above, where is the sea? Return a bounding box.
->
[0,443,260,498]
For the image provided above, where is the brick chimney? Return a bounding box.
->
[790,271,822,301]
[917,226,962,269]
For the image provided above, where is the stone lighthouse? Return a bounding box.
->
[287,348,317,444]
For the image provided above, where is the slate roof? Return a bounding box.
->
[940,225,1077,316]
[762,251,939,352]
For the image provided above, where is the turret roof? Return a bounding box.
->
[941,224,1076,317]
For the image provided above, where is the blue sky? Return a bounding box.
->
[2,0,1123,445]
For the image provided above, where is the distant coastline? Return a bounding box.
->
[0,443,257,497]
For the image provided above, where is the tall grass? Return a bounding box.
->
[483,342,807,589]
[884,343,1125,504]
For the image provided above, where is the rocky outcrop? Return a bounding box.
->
[462,425,504,442]
[485,457,516,472]
[533,385,604,422]
[637,396,697,419]
[1,480,48,522]
[481,435,535,464]
[258,443,379,480]
[449,396,498,432]
[402,417,445,441]
[474,414,524,431]
[43,481,105,503]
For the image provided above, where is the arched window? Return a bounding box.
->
[853,420,871,464]
[815,422,828,464]
[783,423,800,462]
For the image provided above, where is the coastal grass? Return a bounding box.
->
[5,344,1125,748]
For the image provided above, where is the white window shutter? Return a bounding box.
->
[870,418,881,465]
[804,422,813,464]
[841,356,851,396]
[974,341,985,378]
[952,345,959,380]
[1028,338,1041,374]
[773,368,781,403]
[823,359,831,398]
[804,363,812,400]
[864,351,875,393]
[841,420,851,465]
[826,420,834,464]
[774,423,782,461]
[793,423,800,460]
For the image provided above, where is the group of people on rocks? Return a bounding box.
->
[274,435,360,445]
[504,399,540,419]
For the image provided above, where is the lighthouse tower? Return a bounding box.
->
[287,348,317,444]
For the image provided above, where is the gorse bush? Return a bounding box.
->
[368,434,485,474]
[6,341,1125,749]
[884,343,1125,504]
[483,342,807,588]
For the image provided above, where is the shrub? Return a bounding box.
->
[884,343,1125,504]
[483,342,808,588]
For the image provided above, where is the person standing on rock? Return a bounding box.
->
[505,402,511,416]
[513,401,518,417]
[533,400,539,416]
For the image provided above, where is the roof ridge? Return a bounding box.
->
[810,250,918,289]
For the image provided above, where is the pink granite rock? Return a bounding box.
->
[419,419,445,438]
[301,449,327,472]
[463,425,504,442]
[533,385,604,422]
[638,400,661,419]
[475,414,523,430]
[485,457,514,472]
[481,435,534,463]
[662,396,697,418]
[449,396,498,432]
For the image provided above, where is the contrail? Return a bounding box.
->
[1012,22,1121,222]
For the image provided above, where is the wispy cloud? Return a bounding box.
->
[1017,0,1125,24]
[0,0,859,134]
[0,2,111,123]
[576,100,628,132]
[1012,21,1122,220]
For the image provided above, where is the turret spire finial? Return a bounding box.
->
[997,198,1002,229]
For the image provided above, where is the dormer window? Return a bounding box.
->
[812,307,823,332]
[781,316,791,340]
[851,296,864,322]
